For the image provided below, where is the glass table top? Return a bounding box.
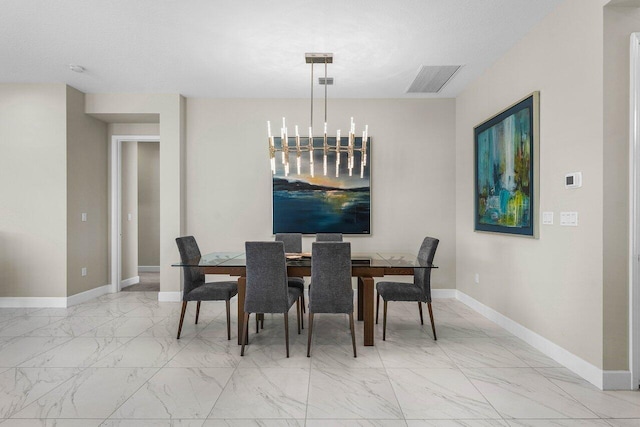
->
[173,251,437,269]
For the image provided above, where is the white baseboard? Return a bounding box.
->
[120,276,140,288]
[0,284,112,308]
[432,289,457,299]
[455,290,633,390]
[158,291,181,302]
[67,284,112,307]
[603,370,633,390]
[0,297,67,308]
[138,266,160,273]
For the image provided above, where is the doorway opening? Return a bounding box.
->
[110,135,160,294]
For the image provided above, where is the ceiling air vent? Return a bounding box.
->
[319,77,334,85]
[407,65,461,93]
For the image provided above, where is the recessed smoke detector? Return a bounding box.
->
[69,64,85,73]
[407,65,461,93]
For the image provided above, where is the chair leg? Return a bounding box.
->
[301,292,306,313]
[245,314,250,344]
[427,302,437,340]
[418,301,424,325]
[307,312,314,357]
[349,312,357,358]
[177,301,188,339]
[284,313,290,358]
[300,296,304,329]
[256,314,259,334]
[195,301,201,324]
[383,300,388,341]
[376,292,380,324]
[226,299,231,341]
[296,299,301,335]
[240,312,250,356]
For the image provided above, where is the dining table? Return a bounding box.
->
[173,251,437,346]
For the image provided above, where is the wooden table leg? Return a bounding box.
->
[357,277,364,321]
[237,276,246,345]
[361,276,374,346]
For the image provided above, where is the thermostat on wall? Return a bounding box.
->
[565,172,582,189]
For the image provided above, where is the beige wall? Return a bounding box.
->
[110,123,159,136]
[138,142,160,267]
[86,94,185,294]
[185,98,457,289]
[0,84,108,299]
[603,5,640,370]
[0,84,68,298]
[455,0,608,368]
[121,141,138,281]
[66,86,109,297]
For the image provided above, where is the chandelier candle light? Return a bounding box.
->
[267,53,368,179]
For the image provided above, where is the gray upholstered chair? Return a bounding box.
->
[175,236,238,340]
[241,241,302,357]
[315,233,343,242]
[376,237,439,340]
[275,233,306,323]
[308,233,343,300]
[275,232,303,252]
[307,241,356,357]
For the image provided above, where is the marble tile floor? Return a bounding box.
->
[122,273,160,293]
[0,291,638,426]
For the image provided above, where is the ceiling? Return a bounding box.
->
[1,0,564,99]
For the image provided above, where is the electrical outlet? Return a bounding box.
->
[81,267,87,277]
[474,273,480,284]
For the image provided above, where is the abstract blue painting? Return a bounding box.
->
[272,137,371,234]
[475,93,539,236]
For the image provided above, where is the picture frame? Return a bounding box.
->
[272,137,371,234]
[474,92,540,237]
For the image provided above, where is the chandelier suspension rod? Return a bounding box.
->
[310,60,314,132]
[324,58,328,124]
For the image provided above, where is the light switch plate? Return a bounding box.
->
[542,212,553,225]
[81,213,87,222]
[128,213,132,221]
[560,211,578,226]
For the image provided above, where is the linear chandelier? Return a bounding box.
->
[267,53,369,179]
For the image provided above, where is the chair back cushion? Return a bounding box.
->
[315,233,343,242]
[414,237,439,302]
[175,236,204,299]
[245,241,289,313]
[309,242,353,313]
[275,233,302,253]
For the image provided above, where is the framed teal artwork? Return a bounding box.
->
[474,92,539,237]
